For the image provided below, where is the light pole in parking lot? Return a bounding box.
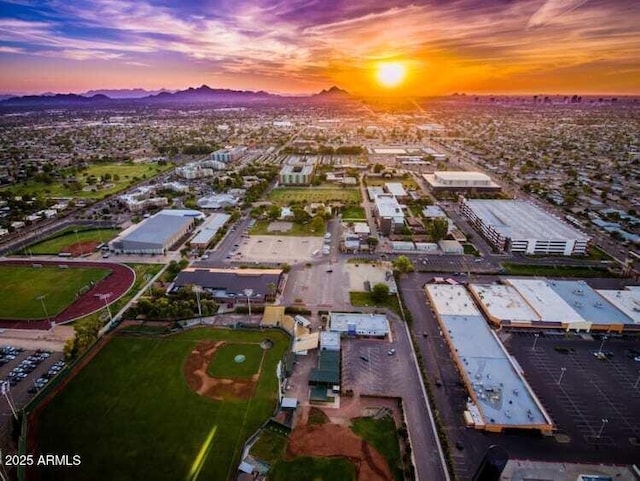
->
[36,295,49,324]
[596,418,608,438]
[557,367,566,385]
[244,288,253,325]
[597,335,608,355]
[532,333,539,351]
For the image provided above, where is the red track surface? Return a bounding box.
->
[0,260,135,329]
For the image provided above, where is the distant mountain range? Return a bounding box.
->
[0,85,352,107]
[82,88,175,98]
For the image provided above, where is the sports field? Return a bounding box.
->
[268,187,361,204]
[33,328,290,481]
[0,265,110,319]
[23,228,119,255]
[270,456,356,481]
[207,343,264,378]
[4,162,173,199]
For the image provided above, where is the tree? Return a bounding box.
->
[392,255,415,274]
[371,283,390,302]
[429,218,449,242]
[310,215,325,233]
[366,236,379,248]
[268,205,281,220]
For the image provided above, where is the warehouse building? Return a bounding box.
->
[460,199,590,255]
[596,286,640,327]
[423,171,501,194]
[425,284,553,433]
[109,210,201,254]
[189,213,230,249]
[172,268,282,303]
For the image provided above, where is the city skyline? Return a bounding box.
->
[0,0,639,95]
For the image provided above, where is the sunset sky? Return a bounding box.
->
[0,0,638,95]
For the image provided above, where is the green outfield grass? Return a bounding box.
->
[3,162,172,199]
[0,265,110,319]
[34,328,290,481]
[22,227,119,255]
[269,457,356,481]
[207,343,264,379]
[351,416,403,481]
[268,187,361,205]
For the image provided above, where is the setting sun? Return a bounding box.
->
[376,62,407,88]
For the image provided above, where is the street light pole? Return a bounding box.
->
[634,372,640,389]
[596,418,608,438]
[193,286,202,318]
[597,335,608,355]
[244,288,253,325]
[97,293,113,323]
[532,333,539,351]
[557,367,566,385]
[37,295,49,323]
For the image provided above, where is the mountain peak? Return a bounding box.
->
[315,86,350,97]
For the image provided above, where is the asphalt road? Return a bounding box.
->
[341,320,449,481]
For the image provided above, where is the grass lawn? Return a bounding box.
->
[365,177,419,190]
[501,263,615,278]
[268,187,361,205]
[208,343,264,379]
[586,246,614,262]
[462,243,480,257]
[269,457,356,481]
[349,291,402,317]
[22,227,119,255]
[249,220,324,236]
[0,265,110,319]
[341,206,366,220]
[34,328,290,481]
[249,429,288,463]
[3,162,172,199]
[351,416,403,481]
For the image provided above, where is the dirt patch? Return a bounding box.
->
[183,340,260,401]
[62,240,100,257]
[287,423,392,481]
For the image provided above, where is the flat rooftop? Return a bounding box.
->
[548,280,634,325]
[507,279,585,324]
[173,268,282,297]
[441,314,551,429]
[385,182,407,197]
[595,288,640,324]
[463,200,589,241]
[425,284,482,317]
[122,213,193,245]
[374,194,404,219]
[329,312,389,334]
[469,284,540,322]
[190,213,230,245]
[371,147,407,155]
[435,171,492,182]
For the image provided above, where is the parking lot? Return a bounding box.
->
[236,235,323,264]
[342,338,400,396]
[340,320,448,481]
[0,345,65,452]
[398,272,640,479]
[504,332,640,459]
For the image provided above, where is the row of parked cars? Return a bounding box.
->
[30,360,66,394]
[5,349,52,386]
[0,345,25,365]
